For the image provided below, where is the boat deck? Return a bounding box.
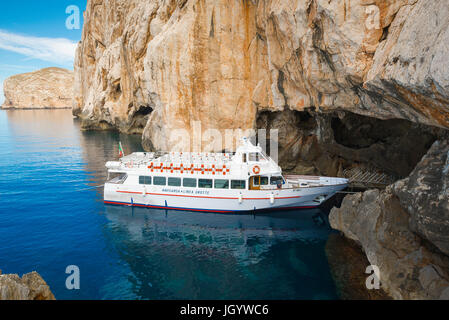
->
[119,151,235,167]
[284,175,348,188]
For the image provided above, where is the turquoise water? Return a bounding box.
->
[0,109,338,300]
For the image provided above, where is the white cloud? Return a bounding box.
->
[0,30,77,66]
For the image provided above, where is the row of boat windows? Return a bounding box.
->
[139,176,247,190]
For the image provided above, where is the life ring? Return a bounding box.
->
[252,165,261,175]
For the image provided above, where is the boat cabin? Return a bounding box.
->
[249,175,284,190]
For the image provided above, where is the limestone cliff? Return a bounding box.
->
[0,270,55,300]
[330,139,449,299]
[74,0,449,152]
[2,67,74,110]
[72,0,449,300]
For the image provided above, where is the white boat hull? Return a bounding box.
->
[104,182,347,213]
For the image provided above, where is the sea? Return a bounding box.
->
[0,109,340,300]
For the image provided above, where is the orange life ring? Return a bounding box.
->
[253,165,261,175]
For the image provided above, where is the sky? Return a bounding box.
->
[0,0,87,104]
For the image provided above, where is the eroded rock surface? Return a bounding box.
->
[329,140,449,299]
[74,0,449,152]
[393,140,449,256]
[2,68,74,110]
[0,271,55,300]
[72,0,449,300]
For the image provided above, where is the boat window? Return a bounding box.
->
[253,177,260,187]
[270,176,284,185]
[249,153,260,162]
[231,180,246,190]
[242,153,247,163]
[139,176,152,185]
[214,179,229,189]
[183,178,197,188]
[260,176,269,186]
[168,177,181,187]
[153,177,167,186]
[198,179,213,189]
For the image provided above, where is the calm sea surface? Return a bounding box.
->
[0,109,339,300]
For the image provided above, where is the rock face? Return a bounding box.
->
[329,140,449,299]
[393,140,449,256]
[2,67,73,110]
[72,0,449,300]
[0,271,55,300]
[74,0,449,152]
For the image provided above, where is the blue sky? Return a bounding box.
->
[0,0,87,104]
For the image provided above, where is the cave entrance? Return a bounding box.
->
[128,105,153,134]
[256,108,439,181]
[330,112,438,178]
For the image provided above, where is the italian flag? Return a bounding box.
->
[118,142,124,158]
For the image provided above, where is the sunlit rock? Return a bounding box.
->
[2,68,73,110]
[73,0,449,152]
[0,271,55,300]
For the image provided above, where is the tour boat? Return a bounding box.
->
[104,138,348,213]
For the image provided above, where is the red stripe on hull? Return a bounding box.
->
[116,190,302,200]
[104,200,318,213]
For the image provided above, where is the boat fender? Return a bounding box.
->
[270,193,275,204]
[238,193,243,204]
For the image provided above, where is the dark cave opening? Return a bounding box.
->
[256,109,439,180]
[257,109,317,133]
[134,105,153,117]
[128,105,154,134]
[331,114,418,149]
[330,112,438,177]
[111,82,122,102]
[256,109,317,158]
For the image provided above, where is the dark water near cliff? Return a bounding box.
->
[0,109,339,300]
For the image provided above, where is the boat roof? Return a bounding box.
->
[106,138,283,178]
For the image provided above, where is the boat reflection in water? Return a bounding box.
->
[102,205,338,300]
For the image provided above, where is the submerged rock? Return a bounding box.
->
[2,67,73,110]
[0,270,55,300]
[325,234,391,300]
[329,140,449,299]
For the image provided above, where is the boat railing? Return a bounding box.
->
[119,151,237,170]
[343,168,397,188]
[284,175,348,188]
